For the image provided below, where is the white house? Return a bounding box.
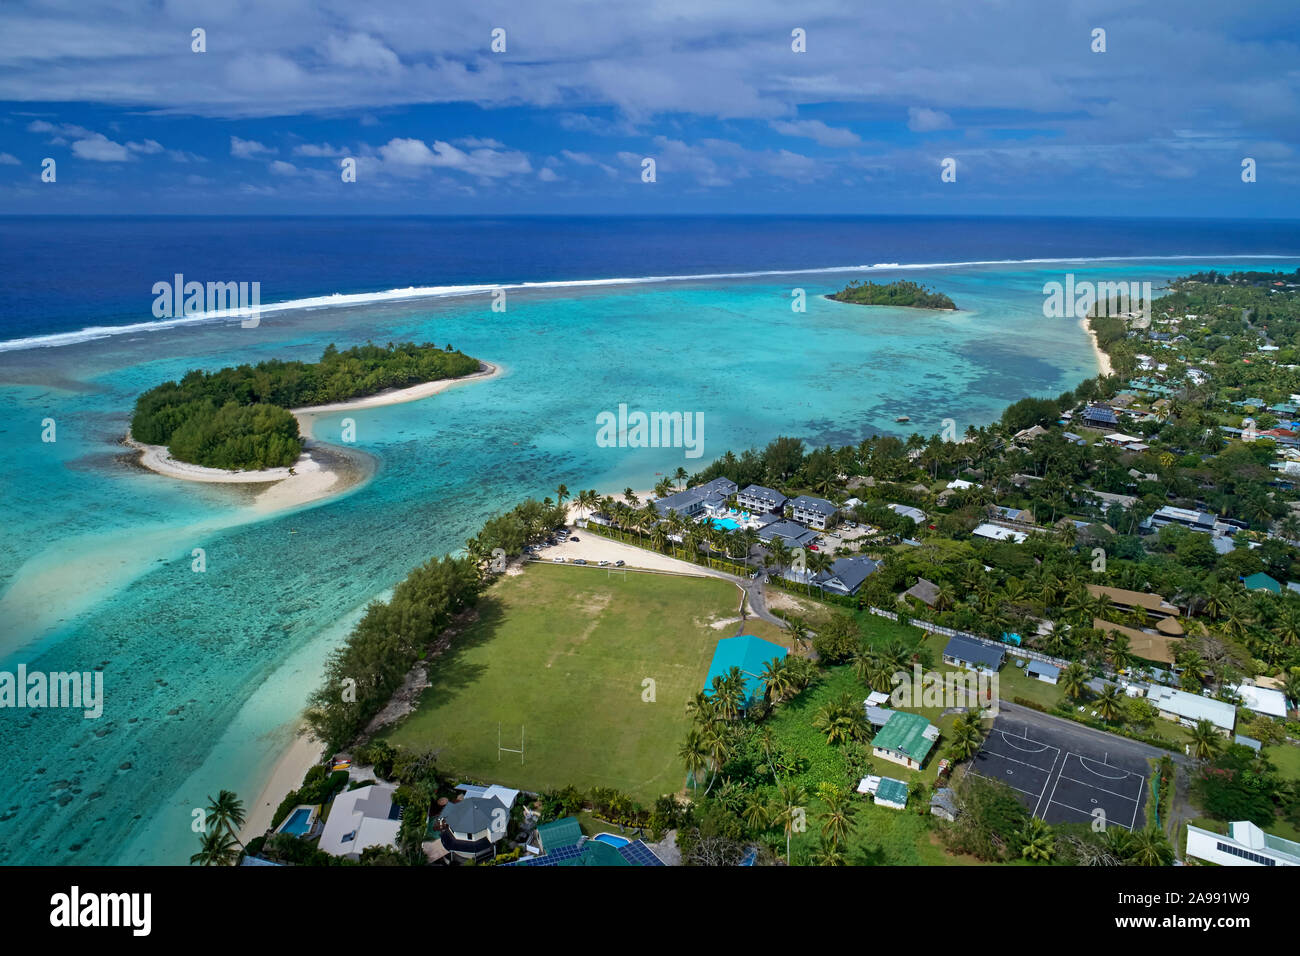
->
[317,784,402,860]
[1186,821,1299,867]
[1228,683,1289,719]
[1146,685,1236,735]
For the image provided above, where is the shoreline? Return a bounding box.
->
[125,361,501,512]
[238,728,324,844]
[1080,317,1114,377]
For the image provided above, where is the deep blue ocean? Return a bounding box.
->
[3,215,1299,344]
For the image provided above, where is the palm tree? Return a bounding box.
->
[1060,662,1089,701]
[205,789,247,848]
[949,713,985,760]
[812,693,867,745]
[742,793,772,831]
[775,781,809,863]
[1187,719,1222,762]
[786,616,811,653]
[1019,817,1055,862]
[190,829,240,866]
[810,836,846,866]
[819,785,856,847]
[678,730,709,793]
[554,484,569,509]
[760,657,792,706]
[1095,683,1124,722]
[1125,827,1174,866]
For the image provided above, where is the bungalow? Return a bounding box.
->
[652,477,737,518]
[1026,660,1060,685]
[1144,505,1218,534]
[1229,682,1289,718]
[435,792,513,862]
[991,505,1035,527]
[813,555,880,596]
[871,710,939,770]
[900,576,941,607]
[930,787,959,822]
[789,494,838,530]
[736,484,787,514]
[1243,572,1282,594]
[1147,684,1236,735]
[942,635,1005,675]
[317,784,402,860]
[873,777,910,811]
[972,522,1028,543]
[886,503,927,524]
[1080,404,1119,429]
[1089,490,1138,511]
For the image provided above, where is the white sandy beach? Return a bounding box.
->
[127,362,501,513]
[1081,317,1114,377]
[239,729,324,843]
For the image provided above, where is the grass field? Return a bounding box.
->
[381,563,792,802]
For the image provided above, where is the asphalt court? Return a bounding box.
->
[970,714,1148,830]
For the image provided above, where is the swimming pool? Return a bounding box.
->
[710,517,742,531]
[592,832,630,848]
[278,806,314,837]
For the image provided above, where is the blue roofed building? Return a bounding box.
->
[703,634,789,708]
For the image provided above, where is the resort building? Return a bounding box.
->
[812,555,880,597]
[1146,685,1236,735]
[515,817,666,866]
[757,519,819,550]
[788,494,838,530]
[317,783,402,860]
[652,477,737,518]
[1094,619,1179,666]
[1087,584,1183,632]
[871,710,939,770]
[942,635,1005,675]
[1185,821,1300,867]
[703,634,789,710]
[736,484,787,514]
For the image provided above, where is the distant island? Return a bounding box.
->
[827,279,957,310]
[130,342,482,471]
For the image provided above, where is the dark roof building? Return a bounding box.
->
[736,484,787,514]
[652,477,737,517]
[942,635,1005,673]
[1081,404,1119,429]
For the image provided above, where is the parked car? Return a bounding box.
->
[574,559,588,565]
[598,560,610,567]
[552,557,565,563]
[569,536,580,542]
[809,544,819,551]
[614,560,625,567]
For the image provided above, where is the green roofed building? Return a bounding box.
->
[1243,572,1281,594]
[703,634,789,708]
[874,777,909,810]
[871,710,939,770]
[532,816,583,854]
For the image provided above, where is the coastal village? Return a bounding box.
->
[200,271,1300,868]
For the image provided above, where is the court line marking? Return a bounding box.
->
[975,746,1058,779]
[965,766,1045,800]
[1073,754,1133,781]
[1045,797,1135,831]
[992,730,1053,755]
[1032,739,1063,819]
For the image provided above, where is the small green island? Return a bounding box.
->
[130,342,482,471]
[827,279,957,310]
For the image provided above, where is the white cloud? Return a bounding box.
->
[71,132,131,161]
[322,33,401,73]
[269,159,300,175]
[770,119,861,147]
[0,152,21,165]
[293,142,344,157]
[231,136,276,159]
[907,107,954,132]
[375,137,531,179]
[538,167,559,181]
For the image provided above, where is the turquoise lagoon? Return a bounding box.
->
[0,260,1285,865]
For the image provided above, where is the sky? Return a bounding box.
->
[0,0,1297,217]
